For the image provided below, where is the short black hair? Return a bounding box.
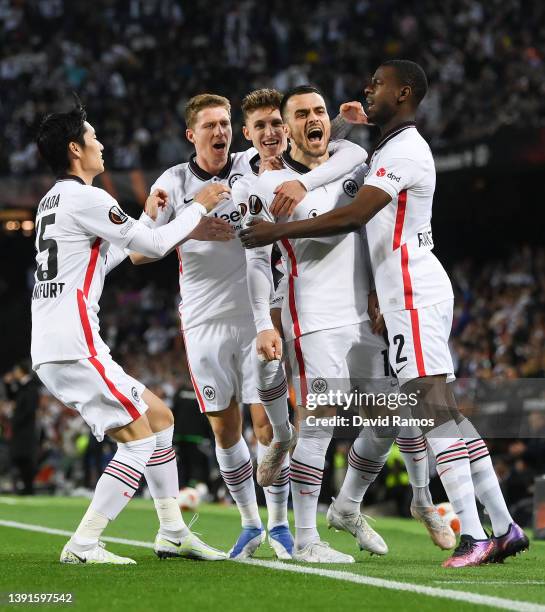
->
[380,60,428,104]
[279,85,323,119]
[36,97,87,176]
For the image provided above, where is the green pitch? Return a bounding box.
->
[0,496,543,611]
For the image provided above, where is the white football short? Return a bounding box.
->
[36,351,147,442]
[383,299,455,386]
[182,314,259,413]
[286,320,393,406]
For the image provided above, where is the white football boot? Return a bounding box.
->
[326,499,388,555]
[154,531,227,560]
[60,541,136,565]
[410,504,456,550]
[292,541,355,563]
[257,424,297,487]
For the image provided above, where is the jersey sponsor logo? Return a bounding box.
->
[307,208,318,218]
[228,173,243,187]
[108,205,129,225]
[376,167,386,177]
[387,171,401,182]
[343,179,358,197]
[418,230,434,247]
[311,378,328,393]
[248,195,263,216]
[184,196,194,204]
[203,385,216,401]
[213,209,242,225]
[131,387,139,402]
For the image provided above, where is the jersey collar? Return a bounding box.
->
[373,121,416,153]
[188,152,233,181]
[55,174,86,185]
[281,150,310,175]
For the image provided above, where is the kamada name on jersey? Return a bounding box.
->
[32,281,65,300]
[37,193,60,215]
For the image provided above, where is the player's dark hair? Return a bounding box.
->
[380,60,428,104]
[280,85,323,119]
[36,95,87,176]
[241,88,283,120]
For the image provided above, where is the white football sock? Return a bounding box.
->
[396,428,433,507]
[70,506,109,552]
[290,419,332,550]
[257,440,289,529]
[72,435,155,550]
[426,421,486,539]
[216,437,261,528]
[457,417,513,536]
[255,356,291,442]
[335,428,392,515]
[145,425,179,498]
[145,426,188,538]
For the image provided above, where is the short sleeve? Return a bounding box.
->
[364,157,423,201]
[74,188,139,248]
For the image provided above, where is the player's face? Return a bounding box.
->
[364,66,400,126]
[76,122,104,175]
[242,107,287,159]
[186,106,232,165]
[285,93,331,158]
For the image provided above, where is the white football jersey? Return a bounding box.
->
[364,122,453,313]
[144,150,257,330]
[248,151,371,342]
[31,177,143,366]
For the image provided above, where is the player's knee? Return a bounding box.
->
[207,404,242,448]
[142,389,174,431]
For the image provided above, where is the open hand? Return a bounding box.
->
[270,180,307,218]
[195,184,231,212]
[189,216,235,241]
[239,219,282,248]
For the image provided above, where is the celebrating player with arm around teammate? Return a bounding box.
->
[241,61,529,568]
[129,92,373,561]
[31,100,228,565]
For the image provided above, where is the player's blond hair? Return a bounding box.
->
[185,94,231,128]
[241,89,283,121]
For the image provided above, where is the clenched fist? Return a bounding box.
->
[145,188,169,221]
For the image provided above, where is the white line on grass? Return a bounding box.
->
[434,581,545,586]
[1,519,543,612]
[239,559,545,612]
[0,520,154,549]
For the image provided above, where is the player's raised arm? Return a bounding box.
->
[240,184,392,248]
[128,183,234,263]
[270,140,368,218]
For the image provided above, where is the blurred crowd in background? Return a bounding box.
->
[1,246,545,527]
[2,0,545,175]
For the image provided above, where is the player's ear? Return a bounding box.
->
[242,125,252,142]
[186,128,195,144]
[398,85,411,103]
[68,140,82,160]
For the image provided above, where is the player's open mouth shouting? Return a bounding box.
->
[306,124,324,147]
